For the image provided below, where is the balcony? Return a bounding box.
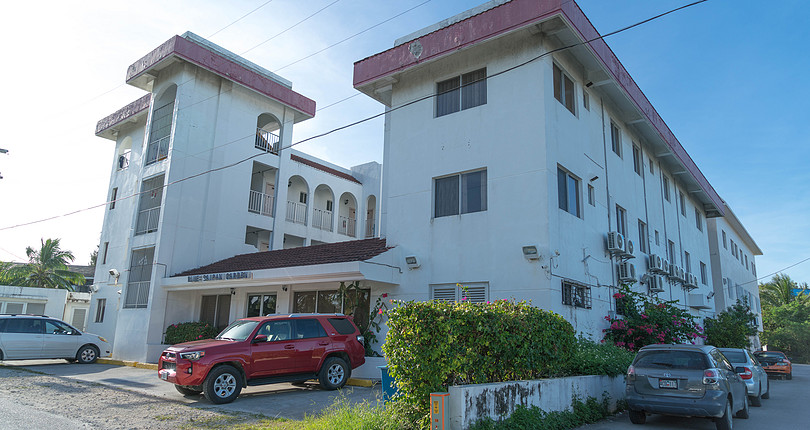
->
[338,216,356,237]
[248,190,274,217]
[145,136,169,165]
[286,201,307,225]
[255,128,280,154]
[312,209,333,231]
[135,207,160,235]
[365,220,375,238]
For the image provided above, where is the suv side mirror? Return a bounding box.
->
[252,334,268,344]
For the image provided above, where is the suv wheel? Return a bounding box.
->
[628,409,646,425]
[175,385,203,396]
[715,399,732,430]
[787,371,793,380]
[761,379,770,399]
[750,385,762,407]
[76,345,99,364]
[203,365,242,404]
[319,357,349,390]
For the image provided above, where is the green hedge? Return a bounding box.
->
[383,299,576,411]
[164,321,219,345]
[565,337,635,377]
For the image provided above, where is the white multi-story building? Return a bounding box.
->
[352,0,761,337]
[88,32,383,362]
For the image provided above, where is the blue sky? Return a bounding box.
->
[0,0,806,285]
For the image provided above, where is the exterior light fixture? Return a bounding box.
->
[522,245,541,261]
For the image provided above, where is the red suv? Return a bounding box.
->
[157,314,366,403]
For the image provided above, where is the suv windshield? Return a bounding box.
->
[720,350,747,362]
[216,320,259,341]
[634,350,709,370]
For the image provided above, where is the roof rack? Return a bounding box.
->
[276,313,345,318]
[0,313,50,317]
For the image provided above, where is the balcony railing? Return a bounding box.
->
[286,201,307,224]
[255,128,280,154]
[145,136,170,165]
[313,209,333,231]
[365,220,375,238]
[248,190,274,217]
[338,216,356,237]
[124,281,150,308]
[118,151,131,170]
[135,207,161,235]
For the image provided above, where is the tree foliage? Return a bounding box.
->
[761,298,810,363]
[759,273,808,308]
[1,239,85,290]
[703,299,759,348]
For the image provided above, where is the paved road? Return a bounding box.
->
[578,364,810,430]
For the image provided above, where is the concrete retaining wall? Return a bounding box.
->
[448,375,625,429]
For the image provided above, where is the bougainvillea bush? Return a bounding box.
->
[164,321,219,345]
[603,285,704,351]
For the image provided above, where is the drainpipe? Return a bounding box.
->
[600,98,615,312]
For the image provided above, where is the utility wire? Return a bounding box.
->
[241,0,341,55]
[207,0,276,38]
[0,0,709,232]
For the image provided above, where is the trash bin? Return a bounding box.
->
[378,365,398,401]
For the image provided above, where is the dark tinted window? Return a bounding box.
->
[634,350,709,370]
[5,318,43,334]
[294,319,327,339]
[719,350,747,363]
[754,352,785,360]
[0,319,6,333]
[257,321,292,341]
[328,318,356,335]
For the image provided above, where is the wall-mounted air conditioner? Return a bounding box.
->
[618,262,636,282]
[649,275,665,293]
[624,239,635,258]
[648,254,663,273]
[683,273,697,290]
[688,293,711,309]
[662,259,671,275]
[607,232,625,254]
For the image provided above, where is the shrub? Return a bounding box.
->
[703,299,758,348]
[566,337,635,377]
[383,298,576,413]
[469,394,615,430]
[603,285,704,351]
[164,321,219,345]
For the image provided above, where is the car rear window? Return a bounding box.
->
[295,319,327,339]
[328,318,356,335]
[634,350,710,370]
[720,350,747,362]
[754,352,785,360]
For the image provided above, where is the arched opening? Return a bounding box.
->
[312,184,335,231]
[365,195,377,237]
[255,113,281,154]
[146,84,177,165]
[338,192,358,237]
[117,136,132,170]
[286,175,309,225]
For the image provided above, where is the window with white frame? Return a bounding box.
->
[434,169,487,218]
[583,90,590,111]
[562,280,591,309]
[616,205,627,236]
[135,174,164,235]
[668,240,677,265]
[587,184,595,206]
[700,262,708,285]
[430,283,488,303]
[648,157,654,175]
[247,294,277,317]
[695,207,703,232]
[637,220,648,254]
[124,247,154,308]
[94,298,106,323]
[558,167,581,218]
[610,122,622,157]
[654,230,660,246]
[722,230,727,249]
[679,191,686,217]
[436,68,487,117]
[663,176,671,202]
[553,63,575,114]
[684,251,691,273]
[633,144,642,175]
[109,187,117,210]
[102,242,109,265]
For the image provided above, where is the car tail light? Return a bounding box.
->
[703,369,720,385]
[738,367,753,380]
[626,365,635,380]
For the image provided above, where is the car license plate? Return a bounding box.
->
[659,379,677,389]
[160,371,168,380]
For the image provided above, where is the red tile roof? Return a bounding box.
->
[175,238,389,277]
[291,154,362,184]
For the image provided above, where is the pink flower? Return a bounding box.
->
[378,309,384,315]
[613,293,625,299]
[628,343,635,350]
[381,293,388,298]
[461,296,468,301]
[641,314,648,319]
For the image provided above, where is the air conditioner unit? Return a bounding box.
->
[649,275,665,293]
[688,293,711,309]
[662,259,671,275]
[625,239,635,257]
[683,273,697,290]
[678,267,686,282]
[607,232,625,254]
[618,262,636,282]
[648,254,663,273]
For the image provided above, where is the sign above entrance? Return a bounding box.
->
[187,271,253,283]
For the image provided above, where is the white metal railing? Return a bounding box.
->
[255,128,280,154]
[118,151,131,170]
[248,190,275,217]
[145,136,170,165]
[365,220,375,238]
[286,201,307,224]
[338,216,356,237]
[312,209,333,231]
[135,207,161,235]
[124,281,150,308]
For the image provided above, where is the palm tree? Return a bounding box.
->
[759,273,807,308]
[11,238,85,291]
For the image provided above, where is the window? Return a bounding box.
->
[436,68,487,117]
[247,294,277,317]
[662,176,671,202]
[745,255,749,270]
[668,240,676,264]
[292,288,370,320]
[294,319,328,339]
[722,230,727,249]
[679,191,686,217]
[326,200,333,212]
[752,263,756,277]
[201,294,231,331]
[610,122,622,157]
[637,220,648,254]
[94,299,106,323]
[562,280,591,309]
[684,251,691,273]
[583,90,590,111]
[587,184,595,206]
[654,230,660,246]
[695,207,703,231]
[102,242,109,265]
[731,240,737,258]
[124,247,154,308]
[431,283,488,303]
[633,144,642,175]
[700,262,707,285]
[135,174,164,235]
[109,188,117,210]
[649,157,654,175]
[145,91,175,165]
[434,169,487,218]
[615,205,627,236]
[557,167,581,218]
[299,192,308,204]
[553,63,575,114]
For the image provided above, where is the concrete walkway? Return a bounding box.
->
[2,359,381,420]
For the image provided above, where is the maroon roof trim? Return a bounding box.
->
[291,154,362,184]
[126,35,316,118]
[175,238,390,277]
[352,0,724,216]
[95,94,151,135]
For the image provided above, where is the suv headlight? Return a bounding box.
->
[179,351,205,361]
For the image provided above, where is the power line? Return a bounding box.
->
[207,0,276,39]
[241,0,341,55]
[0,0,709,232]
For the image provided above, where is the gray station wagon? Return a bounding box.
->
[625,344,749,429]
[0,314,111,363]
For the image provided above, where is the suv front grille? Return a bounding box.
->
[162,361,176,371]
